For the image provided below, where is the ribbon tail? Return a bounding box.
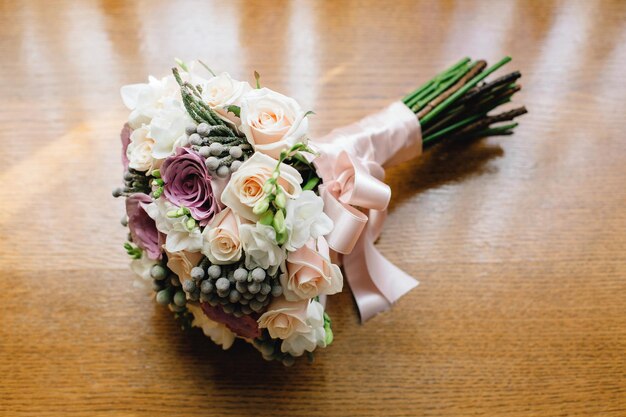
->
[343,248,392,322]
[343,235,419,322]
[364,237,419,307]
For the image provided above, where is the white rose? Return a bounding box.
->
[281,300,326,356]
[239,222,285,274]
[257,297,309,340]
[284,190,333,251]
[121,68,210,129]
[144,198,203,253]
[282,237,343,301]
[126,126,155,173]
[221,152,302,222]
[201,208,242,265]
[239,88,309,158]
[148,98,193,159]
[120,74,182,129]
[201,72,252,124]
[186,303,235,349]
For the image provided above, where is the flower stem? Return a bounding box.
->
[402,57,470,106]
[420,56,513,127]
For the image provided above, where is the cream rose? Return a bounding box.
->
[282,237,343,301]
[166,250,203,283]
[239,88,309,158]
[126,126,155,173]
[201,72,251,124]
[257,297,309,340]
[201,208,242,265]
[221,152,302,221]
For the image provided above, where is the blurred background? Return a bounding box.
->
[1,1,624,416]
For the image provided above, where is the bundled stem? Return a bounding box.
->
[403,56,527,147]
[416,60,486,119]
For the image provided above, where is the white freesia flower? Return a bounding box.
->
[130,253,157,293]
[281,300,326,356]
[186,303,235,350]
[284,190,333,251]
[239,88,309,158]
[201,72,251,124]
[126,125,155,173]
[144,198,203,253]
[239,222,285,274]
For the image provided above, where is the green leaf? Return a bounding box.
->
[226,105,241,117]
[325,327,334,345]
[302,176,320,191]
[323,312,333,345]
[303,110,316,117]
[291,152,313,167]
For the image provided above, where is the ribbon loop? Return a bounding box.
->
[312,101,423,321]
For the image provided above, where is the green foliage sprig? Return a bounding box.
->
[123,242,142,260]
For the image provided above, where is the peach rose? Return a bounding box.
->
[220,152,302,221]
[257,297,309,340]
[201,208,242,264]
[282,237,343,301]
[239,88,309,158]
[166,250,203,282]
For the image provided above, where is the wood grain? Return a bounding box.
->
[1,0,625,416]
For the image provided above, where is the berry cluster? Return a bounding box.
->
[150,263,187,311]
[183,257,283,317]
[186,122,251,177]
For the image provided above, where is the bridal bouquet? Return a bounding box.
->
[114,57,526,365]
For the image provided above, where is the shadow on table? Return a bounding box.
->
[152,307,327,408]
[386,137,505,211]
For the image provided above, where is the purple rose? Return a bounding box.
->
[120,123,131,171]
[161,147,220,225]
[126,193,162,260]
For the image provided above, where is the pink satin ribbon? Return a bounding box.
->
[313,101,422,321]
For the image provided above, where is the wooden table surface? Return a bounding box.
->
[1,0,625,416]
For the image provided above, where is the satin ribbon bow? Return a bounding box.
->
[313,101,423,321]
